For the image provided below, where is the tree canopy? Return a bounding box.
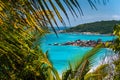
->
[1,0,119,80]
[64,20,120,34]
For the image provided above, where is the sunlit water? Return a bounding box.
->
[40,33,115,75]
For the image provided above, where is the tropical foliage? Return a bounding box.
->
[63,20,120,34]
[62,44,103,80]
[0,0,85,79]
[83,24,120,80]
[0,0,119,80]
[112,24,120,80]
[113,58,120,80]
[84,64,108,80]
[112,24,120,53]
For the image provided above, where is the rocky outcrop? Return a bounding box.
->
[49,39,113,47]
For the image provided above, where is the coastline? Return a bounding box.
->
[49,39,113,47]
[58,31,114,36]
[46,32,115,47]
[42,33,115,78]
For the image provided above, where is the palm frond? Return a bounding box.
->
[62,44,103,80]
[84,64,108,80]
[0,0,109,79]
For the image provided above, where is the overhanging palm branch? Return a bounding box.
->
[62,44,103,80]
[0,0,83,79]
[0,0,108,79]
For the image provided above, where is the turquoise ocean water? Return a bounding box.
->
[40,33,115,74]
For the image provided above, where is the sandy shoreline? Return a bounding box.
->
[58,31,114,36]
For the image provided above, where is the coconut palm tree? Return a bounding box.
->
[0,0,109,80]
[0,0,84,79]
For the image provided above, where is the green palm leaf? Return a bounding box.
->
[0,0,108,79]
[62,44,103,80]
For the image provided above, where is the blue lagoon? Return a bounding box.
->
[41,33,115,74]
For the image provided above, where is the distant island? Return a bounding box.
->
[49,39,113,47]
[61,20,120,34]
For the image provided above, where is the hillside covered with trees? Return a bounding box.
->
[1,0,120,80]
[64,20,120,34]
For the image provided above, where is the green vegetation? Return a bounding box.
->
[113,58,120,80]
[62,24,120,80]
[62,44,103,80]
[112,24,120,80]
[83,24,120,80]
[64,20,120,34]
[0,0,82,79]
[0,0,120,80]
[84,64,108,80]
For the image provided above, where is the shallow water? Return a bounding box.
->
[40,33,115,74]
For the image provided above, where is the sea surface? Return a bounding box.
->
[40,33,115,75]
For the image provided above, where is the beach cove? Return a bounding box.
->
[40,33,115,75]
